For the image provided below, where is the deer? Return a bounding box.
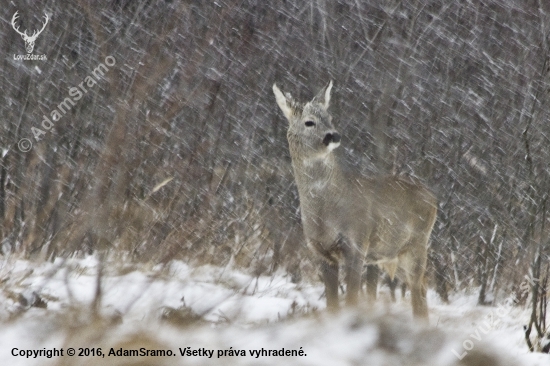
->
[363,264,408,303]
[272,81,437,320]
[11,11,49,54]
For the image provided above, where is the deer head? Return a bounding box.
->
[11,11,49,54]
[273,81,341,162]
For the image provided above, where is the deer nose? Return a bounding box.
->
[323,132,341,146]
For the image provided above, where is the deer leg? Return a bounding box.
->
[320,258,339,310]
[365,264,379,302]
[405,248,429,321]
[401,281,407,300]
[410,279,428,320]
[343,242,362,306]
[388,275,398,302]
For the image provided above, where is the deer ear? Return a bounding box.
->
[313,80,333,110]
[273,83,294,120]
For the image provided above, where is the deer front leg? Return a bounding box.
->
[343,240,362,306]
[364,264,379,302]
[311,240,340,310]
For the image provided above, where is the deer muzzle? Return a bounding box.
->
[323,132,341,147]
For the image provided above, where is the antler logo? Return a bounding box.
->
[11,11,49,54]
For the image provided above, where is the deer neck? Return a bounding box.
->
[291,152,344,197]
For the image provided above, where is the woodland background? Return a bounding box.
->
[1,0,549,333]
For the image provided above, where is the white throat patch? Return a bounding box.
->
[327,141,340,151]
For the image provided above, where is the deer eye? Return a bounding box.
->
[305,121,315,127]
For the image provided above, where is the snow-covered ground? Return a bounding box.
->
[0,256,548,365]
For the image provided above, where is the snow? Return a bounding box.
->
[3,1,549,364]
[0,256,549,365]
[0,257,322,325]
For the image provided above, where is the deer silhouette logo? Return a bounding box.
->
[11,11,49,54]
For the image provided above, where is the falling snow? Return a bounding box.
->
[1,1,549,365]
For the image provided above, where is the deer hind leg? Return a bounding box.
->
[387,275,399,302]
[401,244,429,320]
[379,258,399,302]
[400,281,407,300]
[410,271,428,320]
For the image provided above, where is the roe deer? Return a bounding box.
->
[363,264,407,303]
[272,81,437,320]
